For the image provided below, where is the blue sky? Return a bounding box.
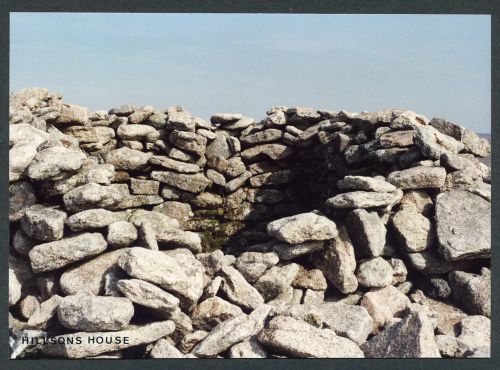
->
[10,13,491,132]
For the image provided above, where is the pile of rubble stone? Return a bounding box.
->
[9,87,491,359]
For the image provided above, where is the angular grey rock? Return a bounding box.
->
[225,170,252,192]
[191,297,243,331]
[254,264,300,301]
[457,315,490,349]
[229,338,267,358]
[356,257,394,288]
[379,130,414,147]
[150,171,211,193]
[137,221,158,250]
[391,204,433,252]
[21,205,67,242]
[54,103,89,126]
[326,190,403,209]
[117,278,180,316]
[150,338,185,358]
[169,130,207,156]
[318,302,373,345]
[241,128,283,144]
[205,134,232,160]
[361,311,440,358]
[206,169,226,186]
[196,250,232,277]
[107,221,138,247]
[219,265,265,310]
[192,304,271,357]
[19,295,41,320]
[338,176,397,192]
[361,285,411,329]
[210,113,243,124]
[291,268,327,290]
[118,248,203,307]
[224,116,255,130]
[59,248,130,295]
[117,124,156,140]
[414,125,464,160]
[9,269,22,307]
[57,293,134,331]
[156,228,202,253]
[310,227,358,294]
[105,147,152,171]
[387,166,447,189]
[448,268,490,317]
[430,117,490,157]
[400,190,434,216]
[9,181,37,221]
[240,144,293,161]
[435,190,490,261]
[10,140,40,182]
[267,211,338,244]
[63,183,129,213]
[347,209,386,257]
[274,240,325,261]
[66,209,126,232]
[234,252,279,283]
[149,155,200,173]
[257,315,364,358]
[129,209,180,233]
[129,178,160,195]
[41,321,175,358]
[29,233,108,273]
[27,146,86,180]
[27,295,63,330]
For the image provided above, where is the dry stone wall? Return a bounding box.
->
[9,87,491,359]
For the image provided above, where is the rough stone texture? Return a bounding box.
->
[356,257,394,288]
[9,269,22,307]
[57,293,134,331]
[9,181,37,222]
[347,209,386,257]
[191,297,243,331]
[448,268,490,317]
[361,311,440,358]
[66,208,126,232]
[8,91,492,359]
[151,171,211,193]
[387,166,447,189]
[257,316,364,358]
[116,278,180,317]
[21,205,67,242]
[192,305,271,357]
[338,176,397,192]
[326,190,403,209]
[435,190,491,261]
[391,204,433,252]
[59,248,130,295]
[107,221,138,247]
[254,264,300,301]
[361,286,411,329]
[229,338,267,358]
[219,266,265,310]
[310,227,358,294]
[27,146,86,180]
[105,147,152,171]
[29,233,108,273]
[267,211,338,244]
[318,302,373,345]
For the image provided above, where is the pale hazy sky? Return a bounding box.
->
[10,13,491,132]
